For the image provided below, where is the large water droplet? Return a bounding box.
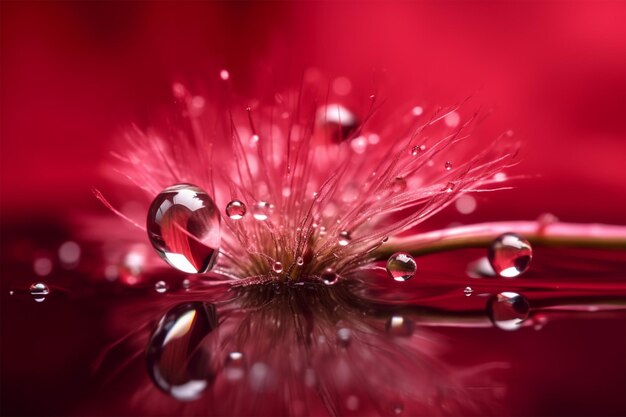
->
[488,233,532,278]
[146,302,218,400]
[147,184,220,274]
[385,315,414,337]
[487,292,530,331]
[386,252,417,281]
[252,201,271,221]
[30,282,49,302]
[226,200,246,220]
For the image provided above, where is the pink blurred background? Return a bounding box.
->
[1,1,624,416]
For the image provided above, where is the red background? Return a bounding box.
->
[1,1,625,416]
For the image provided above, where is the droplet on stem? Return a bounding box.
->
[252,201,271,221]
[30,282,49,302]
[338,231,351,246]
[386,252,417,281]
[321,268,339,285]
[385,315,414,337]
[155,280,168,294]
[147,184,220,274]
[488,233,532,278]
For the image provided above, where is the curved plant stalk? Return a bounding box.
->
[374,221,626,259]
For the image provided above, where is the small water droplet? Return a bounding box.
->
[147,184,220,274]
[444,182,455,193]
[385,315,414,337]
[338,231,351,246]
[226,200,247,220]
[219,69,230,80]
[411,145,426,156]
[444,111,460,127]
[296,257,304,266]
[350,135,368,154]
[445,161,452,170]
[224,351,246,381]
[464,286,473,297]
[272,261,283,274]
[146,302,218,400]
[412,106,424,116]
[455,194,477,214]
[182,279,191,290]
[30,282,49,302]
[321,268,339,285]
[487,292,530,331]
[155,280,168,294]
[391,177,407,193]
[9,290,15,296]
[336,327,351,347]
[252,201,271,221]
[386,252,416,281]
[488,233,532,278]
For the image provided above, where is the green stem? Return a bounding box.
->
[373,221,626,259]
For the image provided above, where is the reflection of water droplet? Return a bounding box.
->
[488,233,532,278]
[385,315,414,337]
[338,231,351,246]
[147,184,220,274]
[224,351,246,381]
[272,261,283,273]
[336,328,351,347]
[252,201,271,221]
[466,257,496,278]
[146,302,218,400]
[321,268,339,285]
[386,252,416,281]
[226,200,246,220]
[445,161,452,171]
[155,280,168,294]
[391,177,407,193]
[464,286,473,297]
[487,292,530,331]
[30,282,49,302]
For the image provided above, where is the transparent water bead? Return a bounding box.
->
[225,200,246,220]
[338,231,351,246]
[146,302,218,401]
[386,252,417,281]
[316,103,359,142]
[411,145,425,156]
[385,315,414,337]
[488,233,533,278]
[155,280,168,294]
[147,184,220,274]
[321,268,339,285]
[391,177,407,193]
[463,286,473,297]
[272,261,283,274]
[487,292,530,331]
[252,201,271,221]
[336,328,351,347]
[30,282,49,302]
[445,161,452,170]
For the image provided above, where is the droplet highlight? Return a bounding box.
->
[338,231,351,246]
[147,184,220,274]
[386,252,417,282]
[321,268,339,285]
[488,233,532,278]
[155,280,168,294]
[30,282,49,302]
[385,315,414,337]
